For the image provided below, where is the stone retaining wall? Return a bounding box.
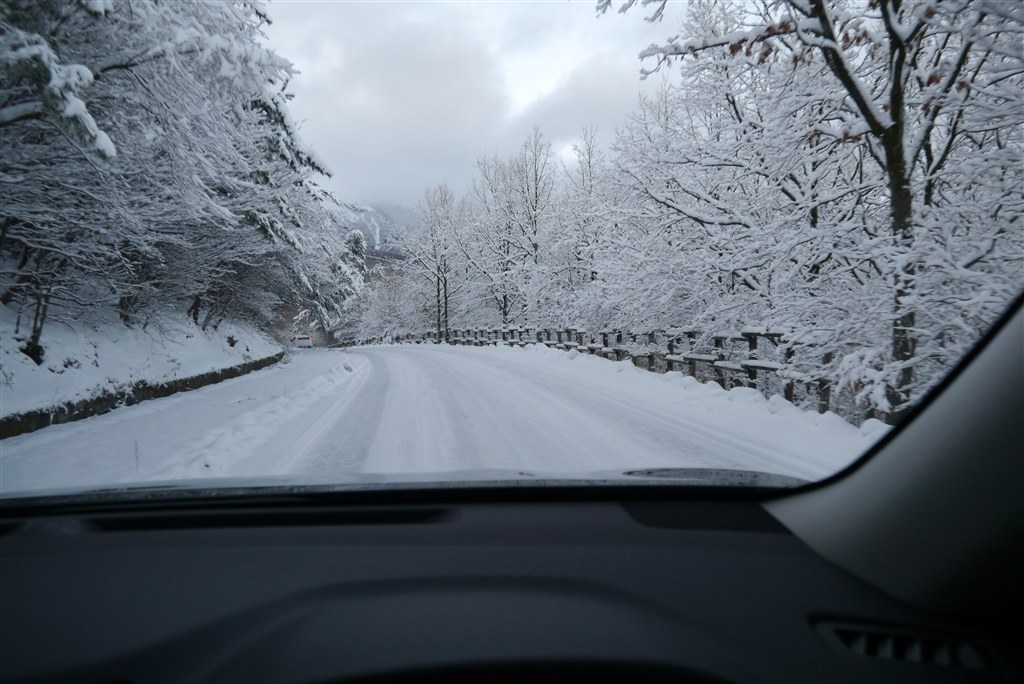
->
[0,352,285,439]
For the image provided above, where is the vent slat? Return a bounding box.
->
[956,644,987,671]
[815,621,987,671]
[877,636,895,659]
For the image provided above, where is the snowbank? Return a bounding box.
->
[487,342,891,469]
[0,306,282,420]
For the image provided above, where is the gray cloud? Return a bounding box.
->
[264,0,676,206]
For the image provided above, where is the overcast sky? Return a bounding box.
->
[263,0,679,207]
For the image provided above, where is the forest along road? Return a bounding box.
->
[0,345,877,494]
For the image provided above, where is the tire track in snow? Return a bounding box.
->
[325,345,854,481]
[380,345,746,474]
[422,345,845,479]
[325,345,744,476]
[342,349,467,474]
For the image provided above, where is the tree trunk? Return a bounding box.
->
[882,127,916,423]
[0,244,34,306]
[119,294,136,325]
[22,290,50,365]
[435,276,442,340]
[201,307,217,332]
[187,295,201,324]
[442,275,450,340]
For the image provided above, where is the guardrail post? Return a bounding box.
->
[784,347,795,402]
[665,337,675,372]
[684,333,696,377]
[744,333,758,388]
[713,337,726,387]
[818,352,834,413]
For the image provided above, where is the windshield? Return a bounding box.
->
[1,0,1021,500]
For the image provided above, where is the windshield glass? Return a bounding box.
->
[1,0,1021,500]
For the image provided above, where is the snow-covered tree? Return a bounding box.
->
[354,263,431,341]
[352,0,1020,424]
[397,184,466,339]
[1,0,359,361]
[604,0,1023,420]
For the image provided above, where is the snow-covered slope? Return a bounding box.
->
[0,306,281,419]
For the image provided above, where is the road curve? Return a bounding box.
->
[294,344,864,480]
[1,344,872,494]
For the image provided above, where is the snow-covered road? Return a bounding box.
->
[1,344,883,494]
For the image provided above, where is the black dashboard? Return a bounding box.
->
[1,491,1018,683]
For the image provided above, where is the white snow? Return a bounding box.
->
[0,342,885,496]
[0,306,281,419]
[80,0,114,16]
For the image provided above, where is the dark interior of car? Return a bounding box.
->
[1,303,1020,683]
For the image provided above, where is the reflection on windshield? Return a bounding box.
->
[1,0,1020,498]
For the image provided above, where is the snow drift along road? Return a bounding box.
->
[0,344,884,495]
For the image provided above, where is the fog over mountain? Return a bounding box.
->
[324,201,419,250]
[373,203,422,237]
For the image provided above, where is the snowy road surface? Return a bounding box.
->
[1,344,883,494]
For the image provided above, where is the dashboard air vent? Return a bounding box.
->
[816,621,987,670]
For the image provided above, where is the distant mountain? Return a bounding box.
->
[324,201,420,249]
[373,203,421,240]
[324,201,393,249]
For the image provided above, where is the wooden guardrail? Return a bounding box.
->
[359,327,850,419]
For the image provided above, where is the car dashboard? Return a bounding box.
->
[1,490,1018,683]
